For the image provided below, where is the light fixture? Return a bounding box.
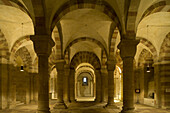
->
[146,66,150,73]
[20,66,24,72]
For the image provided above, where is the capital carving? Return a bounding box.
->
[55,60,66,71]
[30,35,55,56]
[64,64,70,69]
[106,59,116,71]
[118,39,139,59]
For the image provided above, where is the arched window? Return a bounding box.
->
[82,77,88,86]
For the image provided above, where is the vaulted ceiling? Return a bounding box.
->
[0,0,169,72]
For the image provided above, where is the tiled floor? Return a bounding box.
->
[0,101,170,113]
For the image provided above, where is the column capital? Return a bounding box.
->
[30,35,55,56]
[55,60,66,71]
[64,64,70,69]
[118,39,139,59]
[106,59,116,71]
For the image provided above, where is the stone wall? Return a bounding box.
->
[0,64,9,109]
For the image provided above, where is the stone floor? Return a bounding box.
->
[1,100,170,113]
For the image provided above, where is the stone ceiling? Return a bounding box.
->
[0,0,170,71]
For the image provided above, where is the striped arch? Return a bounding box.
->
[159,32,170,61]
[139,38,157,59]
[110,28,119,55]
[0,0,31,18]
[11,36,30,53]
[32,56,38,73]
[139,1,169,25]
[0,29,10,63]
[53,26,62,59]
[64,37,108,57]
[49,48,57,69]
[101,50,107,68]
[49,26,62,67]
[70,51,101,70]
[51,0,121,32]
[138,49,153,67]
[64,49,69,64]
[126,0,141,35]
[13,46,32,71]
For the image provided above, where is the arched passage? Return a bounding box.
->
[75,63,96,101]
[70,51,101,102]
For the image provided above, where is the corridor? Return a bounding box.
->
[0,0,170,113]
[1,101,170,113]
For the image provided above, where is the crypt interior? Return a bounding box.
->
[0,0,170,113]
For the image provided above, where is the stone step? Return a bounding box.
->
[16,101,24,106]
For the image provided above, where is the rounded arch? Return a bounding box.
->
[70,51,101,70]
[139,37,157,59]
[11,36,30,53]
[13,46,32,71]
[137,1,169,27]
[138,49,153,67]
[0,0,32,19]
[32,56,38,73]
[109,28,119,54]
[64,37,108,57]
[159,32,170,61]
[77,71,94,81]
[50,0,122,33]
[52,26,62,60]
[76,63,94,71]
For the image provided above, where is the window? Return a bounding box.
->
[82,77,88,86]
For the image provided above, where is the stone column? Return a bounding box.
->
[155,62,170,109]
[154,63,161,108]
[118,39,139,113]
[101,68,107,103]
[31,35,54,113]
[63,64,70,103]
[53,60,67,109]
[95,69,102,102]
[69,68,75,103]
[29,73,37,103]
[105,60,117,108]
[8,65,16,109]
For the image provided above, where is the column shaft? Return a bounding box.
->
[56,70,64,103]
[37,55,50,113]
[54,60,67,109]
[101,68,107,103]
[154,63,161,108]
[69,68,75,102]
[118,38,139,113]
[95,69,102,102]
[30,35,55,113]
[105,60,117,108]
[107,70,115,105]
[63,65,70,103]
[122,57,134,111]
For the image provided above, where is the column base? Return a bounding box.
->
[70,100,76,103]
[53,102,67,109]
[121,107,135,113]
[95,98,102,103]
[37,109,51,113]
[8,102,16,109]
[104,103,119,109]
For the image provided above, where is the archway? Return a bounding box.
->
[70,51,101,102]
[114,65,122,102]
[49,67,57,99]
[75,63,96,101]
